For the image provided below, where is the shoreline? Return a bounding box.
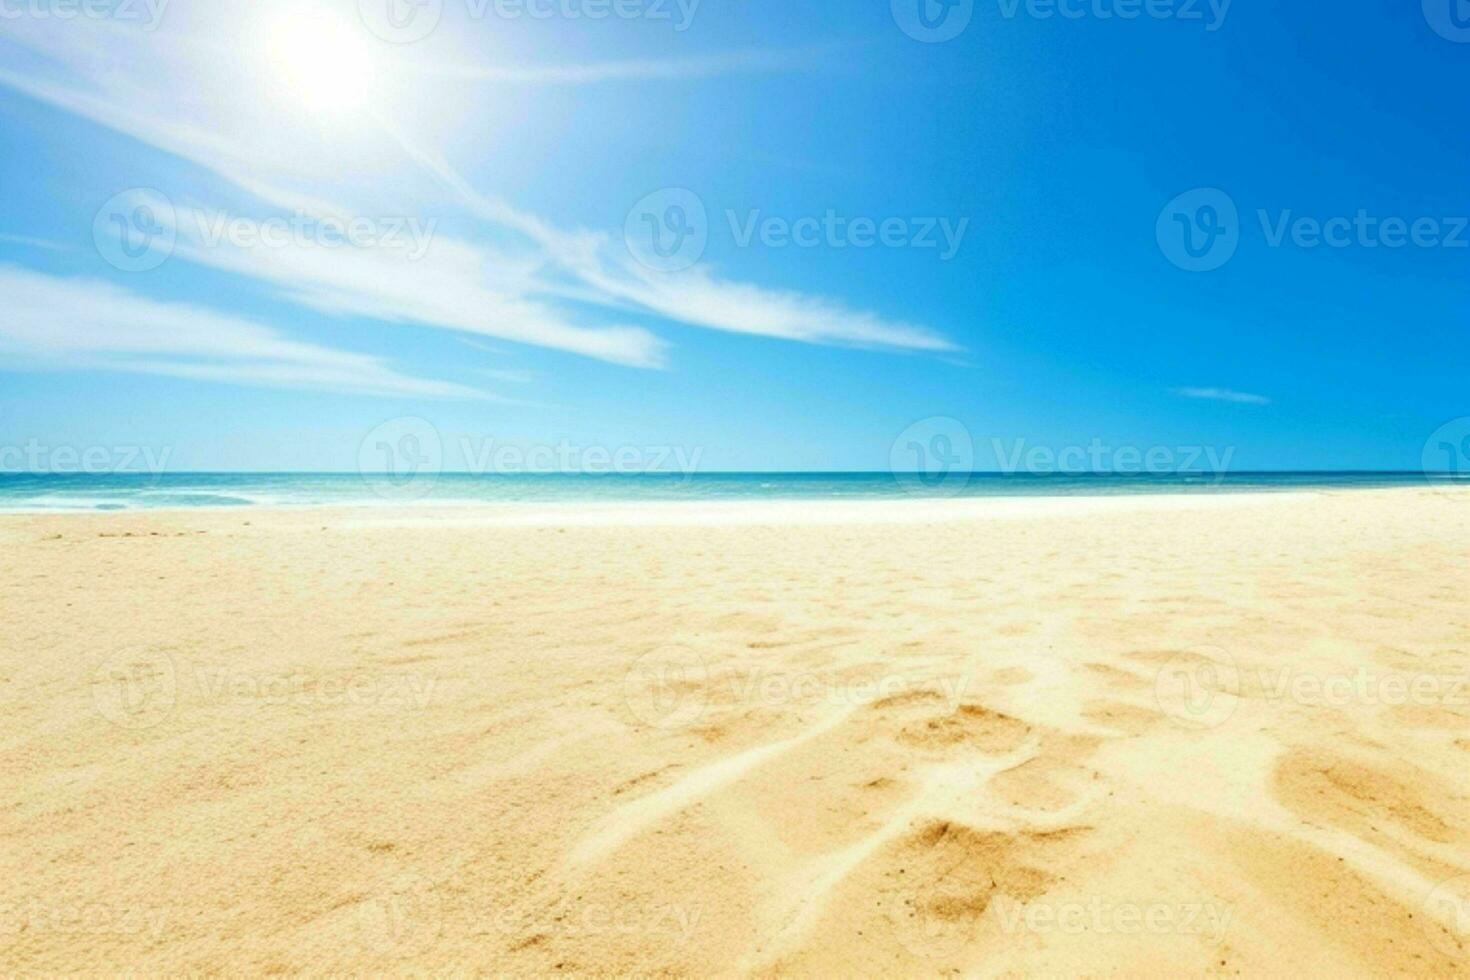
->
[0,483,1463,526]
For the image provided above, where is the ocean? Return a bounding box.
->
[0,471,1462,512]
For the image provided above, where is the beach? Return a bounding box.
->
[2,487,1468,974]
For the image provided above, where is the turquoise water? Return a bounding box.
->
[0,472,1463,512]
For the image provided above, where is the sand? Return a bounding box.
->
[2,487,1468,975]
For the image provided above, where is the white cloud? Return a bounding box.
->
[0,265,482,399]
[420,44,839,85]
[0,233,65,251]
[1173,387,1272,406]
[0,3,956,396]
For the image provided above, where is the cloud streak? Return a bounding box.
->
[419,44,839,85]
[0,5,955,397]
[1173,387,1272,406]
[0,265,481,399]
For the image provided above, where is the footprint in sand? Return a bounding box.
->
[1272,748,1465,850]
[895,704,1033,755]
[881,820,1088,962]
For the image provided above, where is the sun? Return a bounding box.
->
[263,9,377,115]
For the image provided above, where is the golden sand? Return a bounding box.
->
[2,488,1468,974]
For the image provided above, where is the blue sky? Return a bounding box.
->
[0,0,1466,472]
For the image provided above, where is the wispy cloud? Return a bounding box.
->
[1173,387,1272,406]
[0,233,65,251]
[420,44,837,85]
[0,265,482,399]
[0,6,954,397]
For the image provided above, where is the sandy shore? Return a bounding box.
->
[2,488,1468,974]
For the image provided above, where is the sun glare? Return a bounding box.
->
[264,10,377,115]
